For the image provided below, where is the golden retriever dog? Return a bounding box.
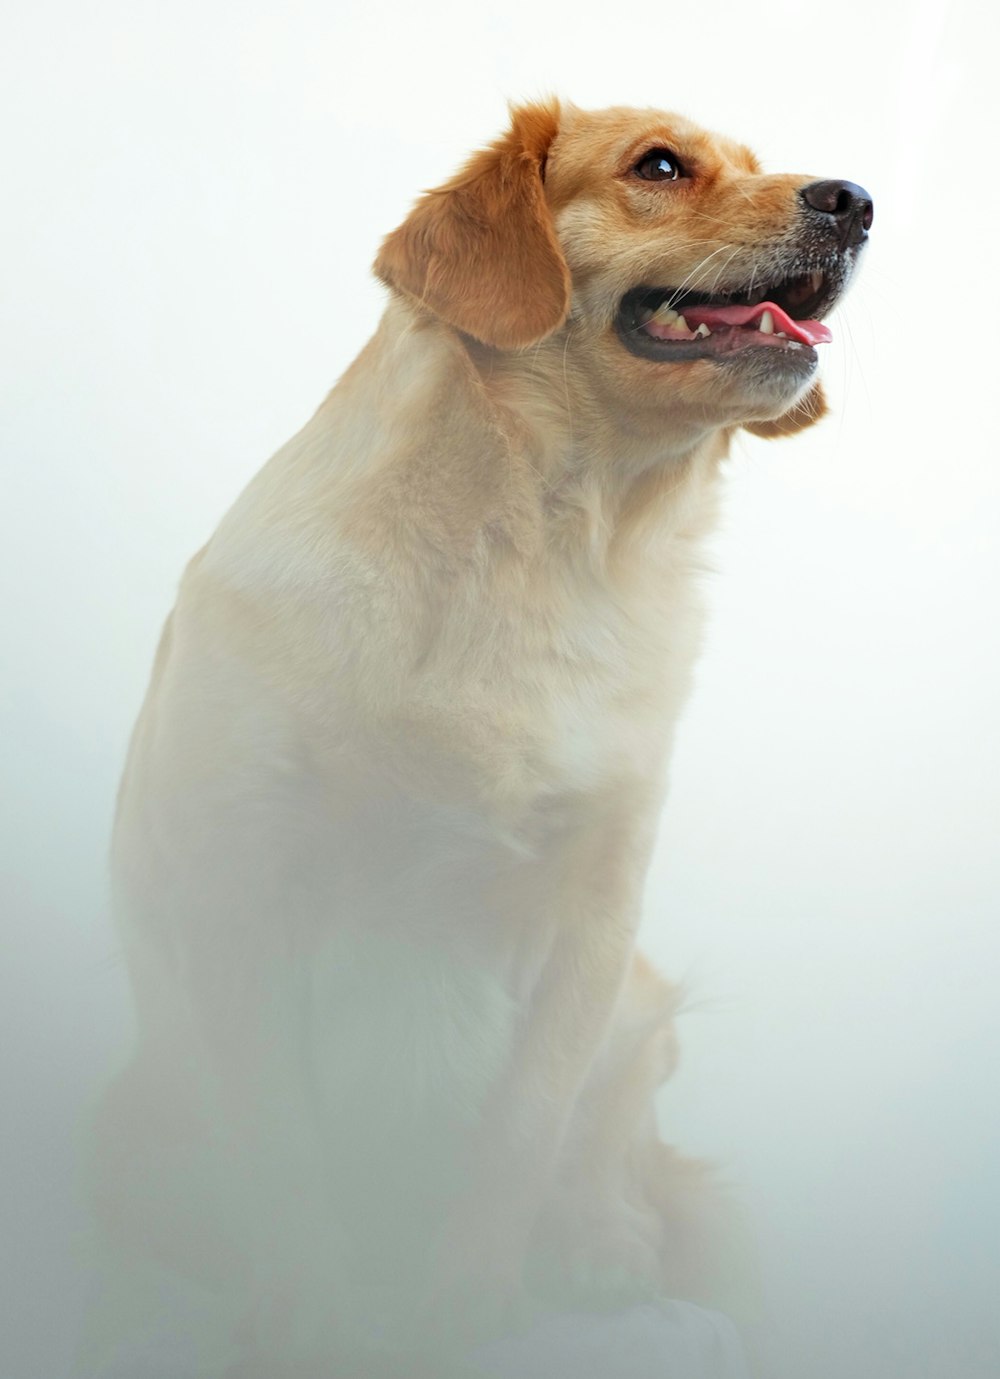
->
[88,100,871,1376]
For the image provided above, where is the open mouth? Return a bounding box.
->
[615,264,845,366]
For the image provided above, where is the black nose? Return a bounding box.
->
[799,179,873,248]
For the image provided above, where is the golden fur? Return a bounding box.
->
[90,100,866,1374]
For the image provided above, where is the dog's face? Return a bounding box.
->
[375,102,871,441]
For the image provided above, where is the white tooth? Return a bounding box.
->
[776,330,788,338]
[758,309,775,334]
[788,340,802,350]
[675,313,690,331]
[694,322,711,337]
[653,304,679,324]
[638,306,654,324]
[810,271,823,292]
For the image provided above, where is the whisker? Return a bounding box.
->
[705,246,746,298]
[661,243,739,310]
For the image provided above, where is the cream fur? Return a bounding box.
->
[89,101,864,1374]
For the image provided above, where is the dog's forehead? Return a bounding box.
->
[547,105,760,199]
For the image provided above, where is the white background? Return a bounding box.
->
[2,2,998,1376]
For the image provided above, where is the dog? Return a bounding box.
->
[89,100,871,1374]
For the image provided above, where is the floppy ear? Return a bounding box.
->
[743,379,828,439]
[373,102,571,350]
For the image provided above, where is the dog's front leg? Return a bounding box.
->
[425,797,659,1325]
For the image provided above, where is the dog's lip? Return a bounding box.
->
[614,262,847,364]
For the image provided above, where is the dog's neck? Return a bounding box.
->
[338,300,729,576]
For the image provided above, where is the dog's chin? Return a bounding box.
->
[712,343,819,420]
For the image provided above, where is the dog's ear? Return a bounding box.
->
[743,379,828,439]
[373,102,571,351]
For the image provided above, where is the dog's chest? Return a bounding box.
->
[534,603,663,795]
[413,565,703,815]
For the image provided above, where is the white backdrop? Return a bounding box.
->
[3,2,998,1376]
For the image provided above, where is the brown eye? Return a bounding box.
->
[634,149,683,182]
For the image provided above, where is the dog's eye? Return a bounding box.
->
[633,149,684,182]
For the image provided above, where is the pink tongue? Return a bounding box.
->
[680,301,832,347]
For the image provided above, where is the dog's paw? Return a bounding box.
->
[388,1211,530,1354]
[530,1201,666,1310]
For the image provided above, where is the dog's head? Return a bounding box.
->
[375,101,871,445]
